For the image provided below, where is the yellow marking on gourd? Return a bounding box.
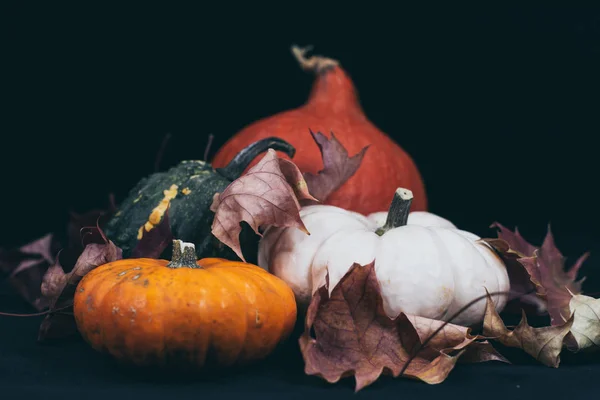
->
[190,170,210,179]
[149,210,162,225]
[133,194,143,203]
[136,184,179,240]
[182,187,191,195]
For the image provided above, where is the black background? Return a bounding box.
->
[1,4,600,399]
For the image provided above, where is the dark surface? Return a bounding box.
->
[1,4,600,399]
[1,274,600,400]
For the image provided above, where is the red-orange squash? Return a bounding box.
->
[73,240,297,369]
[211,46,427,215]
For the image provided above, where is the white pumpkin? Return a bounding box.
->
[258,188,510,327]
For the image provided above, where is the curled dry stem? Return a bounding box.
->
[398,288,534,378]
[291,45,339,74]
[0,302,74,318]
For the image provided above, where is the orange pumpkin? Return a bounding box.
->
[73,239,297,368]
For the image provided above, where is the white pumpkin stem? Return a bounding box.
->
[167,239,199,269]
[377,188,413,235]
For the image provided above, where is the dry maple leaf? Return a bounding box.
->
[527,227,588,325]
[483,291,574,367]
[299,261,508,392]
[0,195,119,311]
[67,193,118,252]
[38,227,122,341]
[490,222,537,257]
[482,237,547,315]
[0,233,62,311]
[567,294,600,352]
[302,130,369,203]
[489,223,598,352]
[210,148,316,262]
[405,315,508,364]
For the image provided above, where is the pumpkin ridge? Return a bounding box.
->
[424,227,457,322]
[96,268,140,361]
[468,237,504,309]
[241,266,296,358]
[125,265,164,365]
[160,269,178,366]
[260,268,297,342]
[263,227,287,269]
[114,265,169,363]
[74,265,121,351]
[220,267,276,363]
[203,267,250,365]
[176,268,214,366]
[82,264,152,352]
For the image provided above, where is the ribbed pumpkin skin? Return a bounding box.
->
[73,257,297,368]
[211,66,428,215]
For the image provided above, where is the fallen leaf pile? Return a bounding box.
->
[0,194,117,313]
[300,238,596,391]
[0,233,61,311]
[482,292,573,368]
[300,261,507,391]
[483,223,599,354]
[38,227,122,341]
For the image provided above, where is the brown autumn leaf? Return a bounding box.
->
[38,227,122,341]
[525,227,588,325]
[210,148,316,262]
[483,291,574,367]
[405,315,508,365]
[131,207,173,259]
[302,130,369,203]
[0,233,62,311]
[531,231,597,352]
[299,261,507,392]
[490,222,537,257]
[278,158,316,202]
[567,294,600,352]
[67,193,118,252]
[482,237,547,315]
[489,223,598,352]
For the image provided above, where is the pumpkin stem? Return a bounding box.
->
[291,45,339,74]
[167,239,200,269]
[216,137,296,181]
[376,188,413,235]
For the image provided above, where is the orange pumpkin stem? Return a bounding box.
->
[167,239,200,269]
[376,188,414,236]
[291,45,339,74]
